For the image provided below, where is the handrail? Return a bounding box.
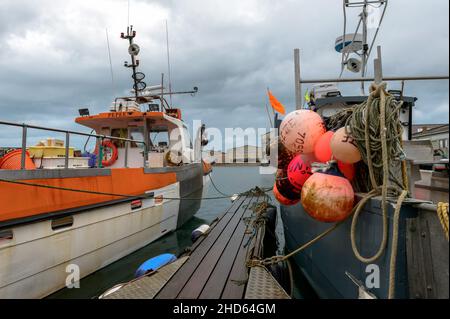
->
[0,120,147,169]
[300,75,449,84]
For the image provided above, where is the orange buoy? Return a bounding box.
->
[314,131,334,163]
[330,127,361,164]
[287,154,315,190]
[0,149,36,170]
[280,110,326,154]
[337,161,355,181]
[273,183,300,206]
[276,169,301,199]
[301,164,354,222]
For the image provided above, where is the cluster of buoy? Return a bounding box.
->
[274,110,362,223]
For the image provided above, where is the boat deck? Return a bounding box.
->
[102,191,290,299]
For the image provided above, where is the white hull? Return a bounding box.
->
[0,182,181,299]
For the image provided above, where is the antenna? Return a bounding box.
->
[165,20,173,107]
[127,0,130,27]
[338,0,388,95]
[121,25,146,101]
[105,28,115,98]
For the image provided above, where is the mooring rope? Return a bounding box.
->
[437,202,449,241]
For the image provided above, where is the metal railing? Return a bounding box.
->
[0,120,147,169]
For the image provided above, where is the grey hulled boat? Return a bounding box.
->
[272,0,449,299]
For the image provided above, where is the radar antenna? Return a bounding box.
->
[121,25,146,100]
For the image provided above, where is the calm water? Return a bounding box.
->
[48,166,275,299]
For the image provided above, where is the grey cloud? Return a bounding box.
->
[0,0,448,152]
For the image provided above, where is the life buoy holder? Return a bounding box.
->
[94,140,118,167]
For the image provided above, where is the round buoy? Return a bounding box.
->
[314,131,334,163]
[301,164,354,222]
[337,161,355,181]
[330,127,361,164]
[280,110,326,154]
[276,169,301,198]
[134,253,177,278]
[287,154,315,190]
[191,224,210,243]
[273,183,300,206]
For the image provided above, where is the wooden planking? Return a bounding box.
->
[221,199,261,299]
[187,197,241,253]
[176,194,255,298]
[193,195,259,299]
[155,195,249,299]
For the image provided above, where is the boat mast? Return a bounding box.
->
[360,0,368,95]
[342,0,387,95]
[121,26,146,101]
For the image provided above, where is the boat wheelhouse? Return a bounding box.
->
[0,26,210,298]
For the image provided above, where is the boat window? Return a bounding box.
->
[51,216,74,231]
[0,229,13,240]
[111,128,128,148]
[149,126,169,151]
[129,127,144,149]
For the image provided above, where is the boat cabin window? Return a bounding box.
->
[129,127,144,149]
[111,128,128,148]
[149,126,169,151]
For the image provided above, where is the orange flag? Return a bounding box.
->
[267,90,286,115]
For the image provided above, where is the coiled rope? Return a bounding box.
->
[437,202,449,240]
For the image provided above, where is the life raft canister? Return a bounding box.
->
[94,140,118,167]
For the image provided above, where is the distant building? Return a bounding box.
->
[412,124,449,157]
[225,145,261,163]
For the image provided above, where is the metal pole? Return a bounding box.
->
[97,137,103,168]
[64,132,70,169]
[21,125,27,170]
[374,46,383,84]
[294,48,302,109]
[360,0,368,95]
[300,75,449,84]
[124,140,129,168]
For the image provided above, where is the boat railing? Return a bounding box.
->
[0,120,147,169]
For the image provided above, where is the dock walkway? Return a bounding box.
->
[102,190,290,299]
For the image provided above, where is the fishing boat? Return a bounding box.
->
[0,26,211,298]
[271,1,449,299]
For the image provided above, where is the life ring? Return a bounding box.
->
[165,150,183,166]
[94,140,118,167]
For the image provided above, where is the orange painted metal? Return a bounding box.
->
[0,168,177,222]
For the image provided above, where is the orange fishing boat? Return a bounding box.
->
[0,26,211,298]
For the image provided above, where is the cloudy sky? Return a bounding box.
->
[0,0,448,151]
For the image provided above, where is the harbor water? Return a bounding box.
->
[47,166,275,299]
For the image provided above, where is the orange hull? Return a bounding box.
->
[0,168,177,223]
